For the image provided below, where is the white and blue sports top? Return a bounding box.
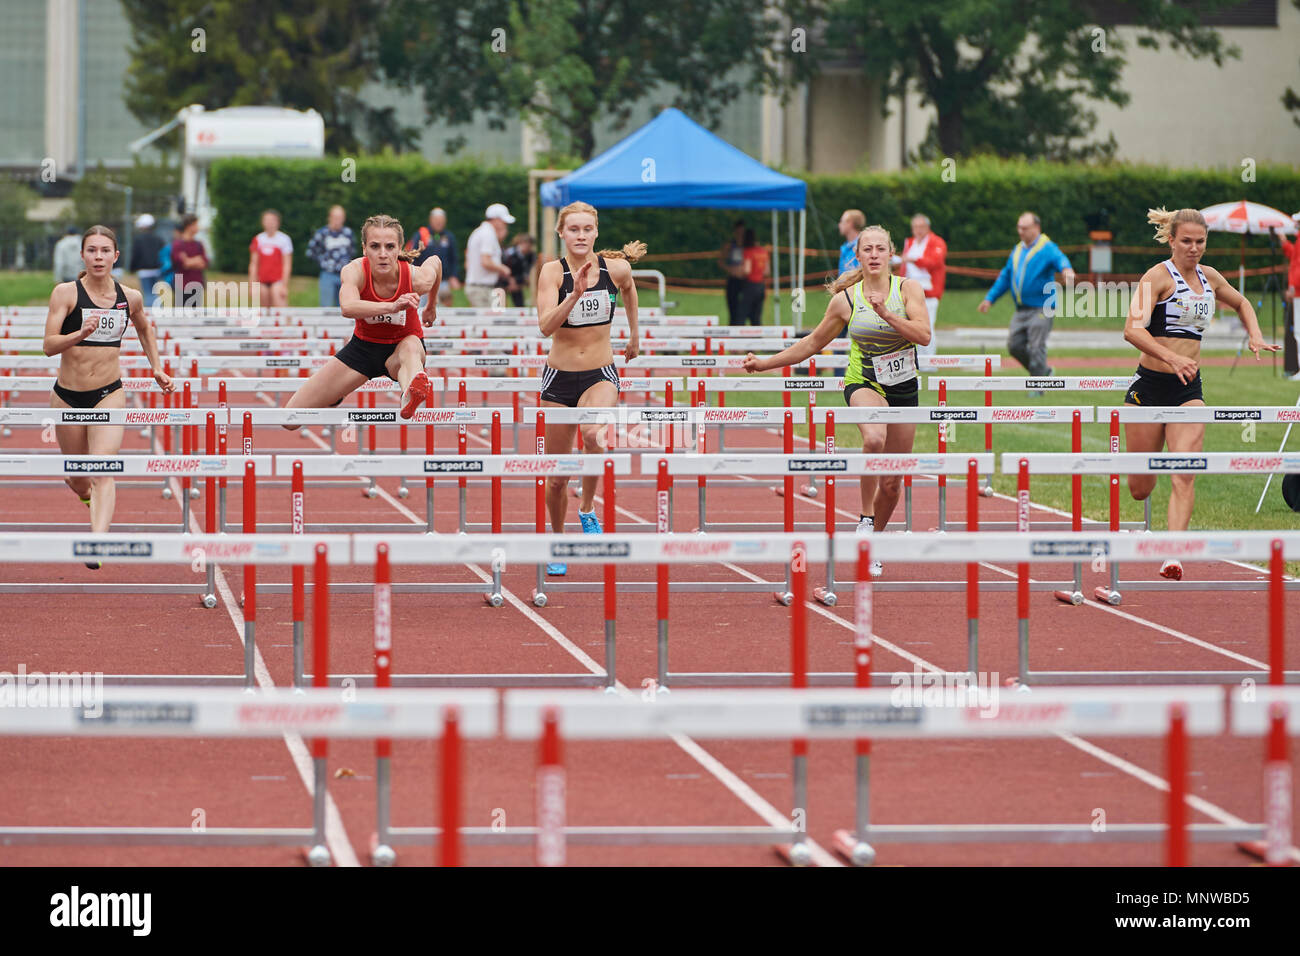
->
[1148,260,1215,340]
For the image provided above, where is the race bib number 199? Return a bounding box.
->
[871,348,917,386]
[569,291,613,327]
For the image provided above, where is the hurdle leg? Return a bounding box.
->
[904,476,913,531]
[373,756,393,866]
[834,751,876,866]
[307,755,331,867]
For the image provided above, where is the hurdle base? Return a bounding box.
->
[832,829,877,866]
[812,586,837,607]
[1235,841,1293,866]
[1053,589,1084,606]
[303,843,332,867]
[774,842,815,867]
[369,831,397,867]
[1093,586,1122,605]
[1025,670,1300,685]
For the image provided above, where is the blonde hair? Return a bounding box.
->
[555,200,648,263]
[1148,207,1207,245]
[77,225,118,280]
[826,224,895,295]
[362,214,418,262]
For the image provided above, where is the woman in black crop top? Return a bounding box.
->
[533,202,644,573]
[1122,207,1278,579]
[42,225,174,550]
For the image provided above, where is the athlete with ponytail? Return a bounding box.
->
[43,225,174,560]
[285,214,440,421]
[743,225,930,576]
[535,201,644,575]
[1123,206,1278,579]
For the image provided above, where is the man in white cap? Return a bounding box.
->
[129,214,166,307]
[464,202,515,308]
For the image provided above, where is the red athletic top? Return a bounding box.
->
[353,258,422,344]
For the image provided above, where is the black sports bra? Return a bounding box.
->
[558,256,618,329]
[61,278,130,348]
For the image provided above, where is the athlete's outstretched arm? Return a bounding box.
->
[609,258,639,361]
[743,293,850,373]
[1204,265,1279,359]
[412,256,442,326]
[126,287,174,392]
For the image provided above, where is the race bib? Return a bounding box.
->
[871,347,917,386]
[82,308,128,344]
[364,310,408,326]
[568,290,613,327]
[1184,294,1213,331]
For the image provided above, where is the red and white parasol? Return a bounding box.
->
[1199,200,1296,235]
[1198,201,1296,293]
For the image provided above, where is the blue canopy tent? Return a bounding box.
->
[540,108,808,323]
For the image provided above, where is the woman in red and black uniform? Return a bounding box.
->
[286,214,440,420]
[42,225,174,552]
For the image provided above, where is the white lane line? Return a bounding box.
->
[976,561,1271,670]
[196,378,362,867]
[360,458,842,866]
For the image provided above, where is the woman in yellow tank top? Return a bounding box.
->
[743,225,930,575]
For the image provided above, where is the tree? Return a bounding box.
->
[828,0,1241,160]
[376,0,823,160]
[120,0,418,154]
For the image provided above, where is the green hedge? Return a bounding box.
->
[209,155,1300,286]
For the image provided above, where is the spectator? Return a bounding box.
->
[53,226,81,283]
[306,205,355,309]
[171,214,208,309]
[899,214,948,358]
[736,228,770,326]
[129,214,166,307]
[838,209,865,274]
[1272,225,1300,378]
[499,233,537,307]
[718,219,747,325]
[978,211,1075,378]
[464,203,514,308]
[407,207,461,307]
[249,209,294,309]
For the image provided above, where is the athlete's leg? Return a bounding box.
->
[385,335,428,394]
[543,412,578,532]
[874,422,918,531]
[575,380,618,514]
[1007,308,1033,373]
[1163,409,1205,532]
[282,358,369,430]
[84,387,127,532]
[1123,420,1166,502]
[52,392,91,500]
[850,385,889,519]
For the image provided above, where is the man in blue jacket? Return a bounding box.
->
[978,212,1075,377]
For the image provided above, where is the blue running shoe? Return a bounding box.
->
[579,510,602,534]
[546,562,567,576]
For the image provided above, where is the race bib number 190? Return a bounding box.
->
[871,348,917,386]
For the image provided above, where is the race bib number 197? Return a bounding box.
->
[871,348,917,386]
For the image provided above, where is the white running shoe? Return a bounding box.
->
[856,517,883,577]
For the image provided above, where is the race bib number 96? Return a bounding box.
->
[871,347,917,386]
